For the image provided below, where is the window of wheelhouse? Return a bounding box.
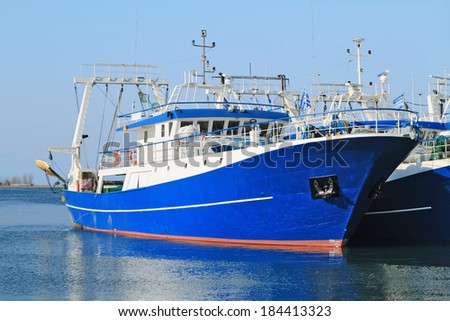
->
[161,124,166,137]
[259,122,270,137]
[197,121,209,133]
[168,122,173,136]
[212,120,225,134]
[144,130,148,143]
[180,121,193,127]
[227,120,240,135]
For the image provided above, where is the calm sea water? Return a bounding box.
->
[0,188,449,301]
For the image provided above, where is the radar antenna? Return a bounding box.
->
[346,38,372,86]
[192,30,216,85]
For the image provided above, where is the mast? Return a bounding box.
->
[192,30,216,85]
[347,38,372,86]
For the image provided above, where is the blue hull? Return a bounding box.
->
[63,136,417,248]
[353,165,450,242]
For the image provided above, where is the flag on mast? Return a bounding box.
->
[393,93,405,108]
[300,88,311,111]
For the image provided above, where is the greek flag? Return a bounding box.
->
[300,88,311,111]
[393,93,405,109]
[223,97,230,109]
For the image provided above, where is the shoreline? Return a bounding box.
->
[0,185,48,189]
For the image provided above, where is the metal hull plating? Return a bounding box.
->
[63,135,417,248]
[353,163,450,242]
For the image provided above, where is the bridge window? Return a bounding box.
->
[227,120,240,135]
[212,121,225,133]
[197,121,209,133]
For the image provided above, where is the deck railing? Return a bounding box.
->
[79,63,159,80]
[100,108,418,169]
[116,101,286,129]
[418,112,450,123]
[403,135,450,164]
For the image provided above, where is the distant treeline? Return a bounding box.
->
[1,173,34,186]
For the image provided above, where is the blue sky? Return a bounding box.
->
[1,0,449,184]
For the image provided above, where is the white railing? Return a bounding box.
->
[225,76,286,95]
[100,108,418,169]
[79,63,159,80]
[418,112,450,123]
[116,101,286,129]
[404,136,450,164]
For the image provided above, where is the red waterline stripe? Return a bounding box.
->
[73,224,343,254]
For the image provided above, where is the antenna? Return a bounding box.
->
[134,7,138,65]
[346,38,372,86]
[192,30,216,85]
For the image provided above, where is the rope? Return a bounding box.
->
[136,85,145,110]
[102,85,124,167]
[74,84,90,167]
[74,84,80,112]
[51,159,67,180]
[405,100,427,107]
[106,85,124,143]
[95,84,109,169]
[45,173,56,194]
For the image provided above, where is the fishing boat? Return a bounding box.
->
[352,74,450,243]
[37,32,419,250]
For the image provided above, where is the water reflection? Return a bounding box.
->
[60,230,450,300]
[345,243,450,300]
[1,188,449,301]
[1,224,450,300]
[61,231,347,300]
